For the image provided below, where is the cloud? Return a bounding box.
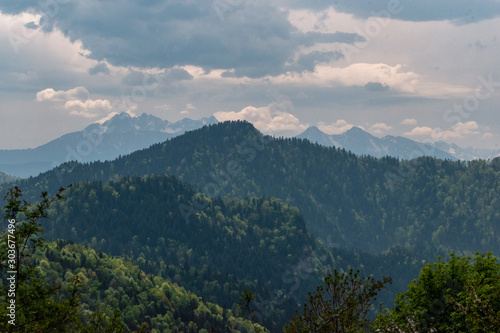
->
[401,118,417,125]
[93,107,137,124]
[286,0,500,25]
[405,121,481,141]
[294,51,344,72]
[35,86,90,102]
[317,120,357,135]
[364,82,389,92]
[65,99,112,118]
[122,68,193,86]
[271,63,471,98]
[214,100,308,133]
[0,11,124,96]
[155,104,171,110]
[94,111,120,124]
[0,1,363,78]
[405,126,434,137]
[179,103,196,115]
[369,122,392,134]
[89,62,110,75]
[272,63,418,88]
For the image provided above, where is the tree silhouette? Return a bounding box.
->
[284,269,391,332]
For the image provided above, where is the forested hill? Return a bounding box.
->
[8,240,267,332]
[4,121,500,259]
[0,171,17,184]
[42,174,421,330]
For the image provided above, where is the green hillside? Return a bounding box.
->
[2,121,498,331]
[39,174,419,330]
[0,239,265,332]
[7,121,500,260]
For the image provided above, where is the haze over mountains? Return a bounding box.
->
[296,126,500,161]
[1,120,499,331]
[5,120,499,257]
[1,112,499,180]
[0,113,218,178]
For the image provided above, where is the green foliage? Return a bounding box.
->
[4,122,498,330]
[7,121,500,261]
[37,174,420,330]
[0,186,89,332]
[0,185,268,332]
[42,175,332,329]
[372,252,500,332]
[37,240,265,332]
[284,269,391,333]
[238,289,265,333]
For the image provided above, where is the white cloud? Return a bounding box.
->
[179,103,196,114]
[317,120,358,134]
[405,121,481,141]
[65,99,112,118]
[0,12,98,78]
[405,126,434,137]
[369,122,393,134]
[271,63,472,98]
[94,112,119,124]
[401,118,418,125]
[214,100,308,134]
[36,86,89,102]
[93,107,137,124]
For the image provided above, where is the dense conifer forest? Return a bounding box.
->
[7,121,499,258]
[1,121,499,332]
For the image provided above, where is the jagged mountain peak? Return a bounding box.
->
[297,126,456,160]
[0,113,219,178]
[298,125,500,161]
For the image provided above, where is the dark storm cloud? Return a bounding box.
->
[285,0,500,25]
[295,51,344,72]
[0,0,362,78]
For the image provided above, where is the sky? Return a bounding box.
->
[0,0,499,150]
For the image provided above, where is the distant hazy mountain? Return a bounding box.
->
[9,120,500,258]
[0,113,218,178]
[430,140,500,161]
[0,171,18,185]
[296,126,500,161]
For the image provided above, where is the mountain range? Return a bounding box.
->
[1,112,499,180]
[296,126,500,161]
[0,113,218,178]
[6,120,499,258]
[1,120,499,331]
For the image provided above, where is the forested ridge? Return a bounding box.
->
[0,238,267,332]
[38,174,421,330]
[5,121,500,259]
[0,171,17,185]
[1,120,499,331]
